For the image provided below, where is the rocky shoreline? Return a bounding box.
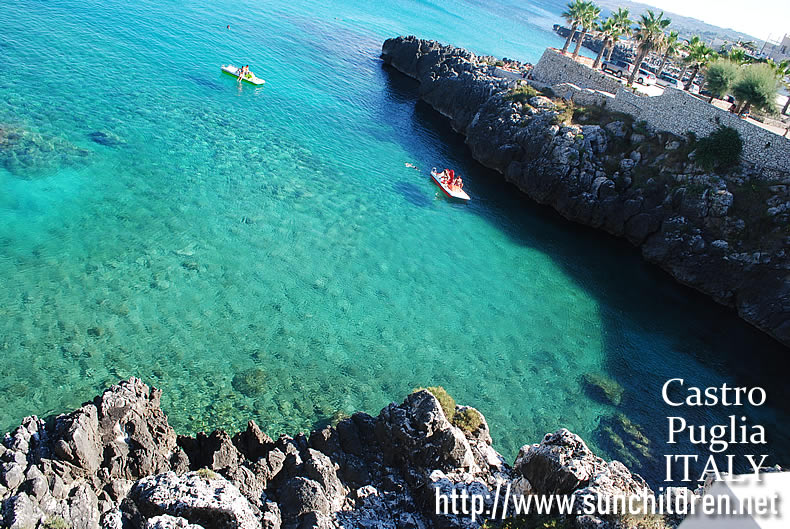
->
[1,378,698,529]
[380,36,790,348]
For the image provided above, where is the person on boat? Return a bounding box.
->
[444,169,455,188]
[453,175,463,189]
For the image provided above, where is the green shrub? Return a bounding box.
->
[552,102,574,125]
[453,407,483,433]
[414,386,456,419]
[694,126,742,170]
[495,60,505,67]
[732,63,780,114]
[634,120,650,135]
[43,518,70,529]
[504,84,540,104]
[705,59,741,100]
[196,468,219,480]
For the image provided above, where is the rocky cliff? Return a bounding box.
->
[1,378,692,529]
[380,36,790,348]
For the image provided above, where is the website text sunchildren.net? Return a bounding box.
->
[435,482,781,522]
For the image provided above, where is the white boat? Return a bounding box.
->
[221,65,265,85]
[430,167,470,201]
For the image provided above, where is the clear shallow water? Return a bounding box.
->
[1,0,788,485]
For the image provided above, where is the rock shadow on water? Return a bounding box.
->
[185,74,224,92]
[392,180,432,208]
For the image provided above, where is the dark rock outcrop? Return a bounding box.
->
[1,379,688,529]
[381,35,790,348]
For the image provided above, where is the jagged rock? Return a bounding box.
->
[303,449,346,511]
[53,405,102,473]
[96,378,178,481]
[708,190,733,217]
[145,514,205,529]
[513,429,605,495]
[233,421,274,462]
[278,477,330,521]
[3,493,44,529]
[0,379,700,529]
[21,465,49,500]
[530,96,555,109]
[665,140,681,151]
[63,483,101,529]
[375,390,478,477]
[1,462,25,490]
[572,460,653,508]
[575,514,610,528]
[127,471,260,529]
[605,121,628,138]
[260,501,281,529]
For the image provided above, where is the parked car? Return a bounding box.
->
[657,72,683,89]
[601,59,634,78]
[636,69,656,85]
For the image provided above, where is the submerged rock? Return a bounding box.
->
[231,368,266,397]
[88,130,125,147]
[582,373,625,406]
[0,124,90,177]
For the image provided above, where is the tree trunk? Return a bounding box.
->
[606,42,614,61]
[562,25,577,54]
[628,50,646,86]
[738,101,751,116]
[783,96,790,115]
[656,53,669,77]
[678,65,688,82]
[685,66,699,90]
[593,37,609,69]
[572,28,588,58]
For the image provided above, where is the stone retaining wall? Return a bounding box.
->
[531,49,790,173]
[530,48,623,93]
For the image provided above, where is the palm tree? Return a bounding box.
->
[592,18,617,69]
[684,41,716,90]
[627,10,671,86]
[762,59,790,114]
[655,31,679,77]
[561,0,588,54]
[725,48,749,65]
[572,2,601,59]
[594,8,631,66]
[677,36,701,82]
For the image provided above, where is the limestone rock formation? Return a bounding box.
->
[381,35,790,348]
[0,378,691,529]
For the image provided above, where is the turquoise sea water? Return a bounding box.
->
[1,0,788,484]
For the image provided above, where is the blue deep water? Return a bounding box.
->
[1,0,788,485]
